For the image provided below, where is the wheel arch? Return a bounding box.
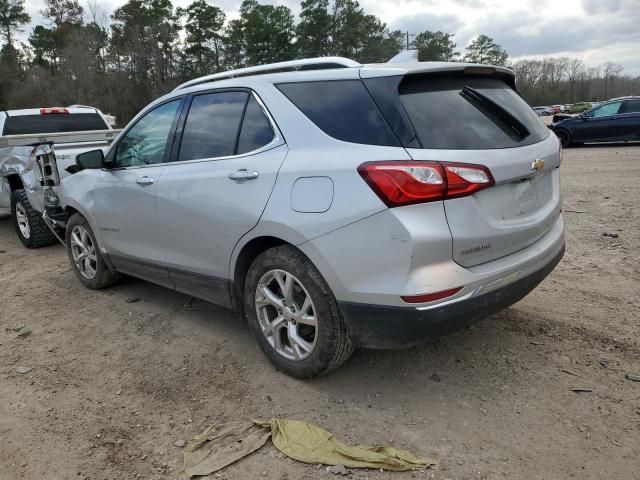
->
[5,174,24,192]
[60,201,105,247]
[553,127,572,147]
[230,235,290,313]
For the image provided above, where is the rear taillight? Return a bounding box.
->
[40,108,69,115]
[357,161,494,207]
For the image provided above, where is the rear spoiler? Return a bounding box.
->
[361,62,517,89]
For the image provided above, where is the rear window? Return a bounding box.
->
[2,113,108,135]
[178,91,248,161]
[399,76,549,149]
[276,80,399,146]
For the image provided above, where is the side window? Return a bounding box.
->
[114,100,181,168]
[237,95,275,154]
[179,91,248,162]
[276,80,399,146]
[620,99,640,114]
[590,102,622,118]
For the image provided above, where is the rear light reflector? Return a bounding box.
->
[401,287,463,304]
[358,161,494,207]
[40,108,69,115]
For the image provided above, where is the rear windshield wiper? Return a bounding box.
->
[460,85,530,139]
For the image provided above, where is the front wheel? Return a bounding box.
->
[65,213,121,289]
[244,245,354,378]
[555,129,572,148]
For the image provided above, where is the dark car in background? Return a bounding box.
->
[550,96,640,147]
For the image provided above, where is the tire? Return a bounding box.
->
[244,245,354,378]
[10,189,57,249]
[555,129,572,148]
[65,213,121,290]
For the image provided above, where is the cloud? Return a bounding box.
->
[581,0,622,15]
[388,12,463,35]
[16,0,640,75]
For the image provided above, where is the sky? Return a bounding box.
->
[20,0,640,75]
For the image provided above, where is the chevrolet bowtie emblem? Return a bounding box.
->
[531,159,545,171]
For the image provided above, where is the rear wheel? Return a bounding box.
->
[555,129,572,148]
[10,189,57,248]
[65,213,121,289]
[244,245,354,378]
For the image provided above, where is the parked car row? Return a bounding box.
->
[2,58,566,378]
[549,96,640,147]
[533,102,595,116]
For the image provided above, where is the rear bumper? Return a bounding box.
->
[339,243,564,349]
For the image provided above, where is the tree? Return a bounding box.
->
[28,25,57,68]
[413,30,458,61]
[566,58,585,102]
[296,0,332,58]
[41,0,83,27]
[356,17,403,63]
[463,34,508,65]
[0,0,30,47]
[331,0,366,58]
[225,0,295,67]
[111,0,181,89]
[178,0,225,75]
[602,61,623,99]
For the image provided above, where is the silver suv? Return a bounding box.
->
[58,57,565,378]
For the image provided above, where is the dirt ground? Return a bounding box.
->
[1,145,639,480]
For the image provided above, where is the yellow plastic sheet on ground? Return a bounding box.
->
[182,418,436,478]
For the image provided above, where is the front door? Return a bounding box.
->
[93,98,183,287]
[573,101,623,142]
[155,90,287,306]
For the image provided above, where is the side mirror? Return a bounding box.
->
[75,149,105,170]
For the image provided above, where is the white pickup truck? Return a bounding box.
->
[0,106,121,247]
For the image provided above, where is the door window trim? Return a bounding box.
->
[585,101,623,119]
[106,96,187,170]
[166,87,285,167]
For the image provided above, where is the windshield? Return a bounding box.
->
[399,76,550,149]
[3,113,108,135]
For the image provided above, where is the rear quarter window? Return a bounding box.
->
[399,76,550,149]
[276,80,399,146]
[2,113,108,135]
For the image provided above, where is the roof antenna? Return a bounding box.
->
[387,50,419,64]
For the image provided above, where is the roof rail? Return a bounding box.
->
[174,57,361,91]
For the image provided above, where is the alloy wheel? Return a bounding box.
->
[70,225,98,280]
[255,269,318,361]
[15,202,30,239]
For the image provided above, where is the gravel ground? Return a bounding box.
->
[1,144,639,480]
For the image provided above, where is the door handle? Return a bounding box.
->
[228,169,259,181]
[135,176,155,186]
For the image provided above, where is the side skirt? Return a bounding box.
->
[108,253,233,310]
[169,267,233,310]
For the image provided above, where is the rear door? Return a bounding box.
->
[395,74,561,267]
[618,99,640,140]
[155,89,286,305]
